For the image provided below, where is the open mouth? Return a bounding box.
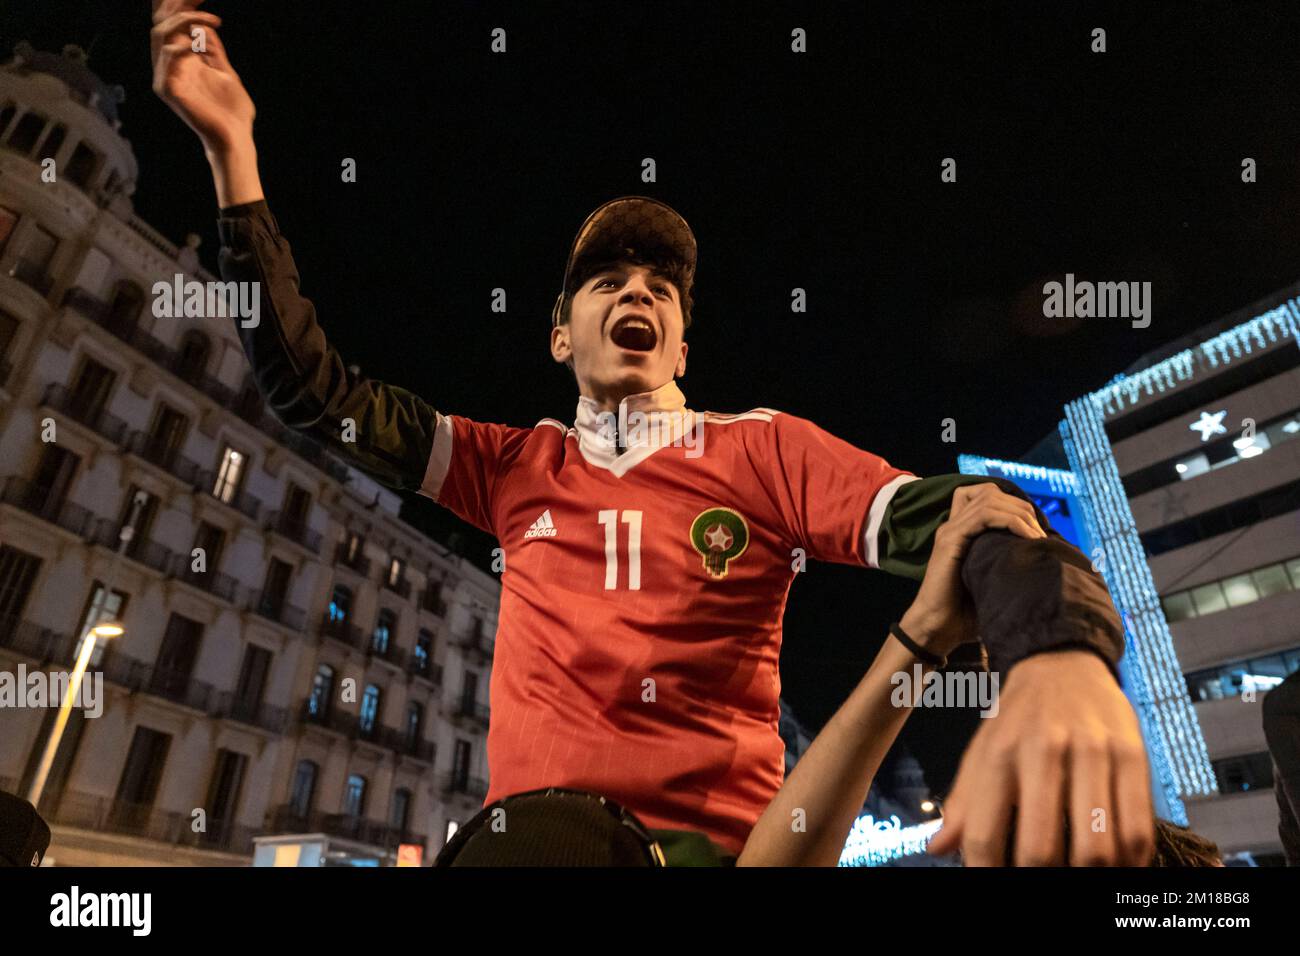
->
[609,314,658,352]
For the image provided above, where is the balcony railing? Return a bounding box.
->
[201,474,262,522]
[452,625,495,661]
[40,382,129,445]
[211,691,289,734]
[382,727,435,763]
[122,429,205,486]
[265,510,322,552]
[248,590,305,631]
[86,519,176,576]
[0,476,100,538]
[455,699,491,730]
[299,698,357,736]
[381,576,412,601]
[441,773,489,801]
[9,257,54,296]
[318,613,364,650]
[418,588,448,618]
[366,636,407,670]
[266,804,425,854]
[42,790,256,856]
[333,540,371,577]
[167,553,240,604]
[0,613,75,663]
[407,655,442,687]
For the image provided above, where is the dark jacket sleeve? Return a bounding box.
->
[215,199,439,494]
[1262,671,1300,865]
[876,474,1125,683]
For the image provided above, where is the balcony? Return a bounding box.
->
[452,624,495,663]
[0,613,75,663]
[201,474,262,522]
[266,804,425,854]
[122,429,205,486]
[441,773,489,802]
[210,691,289,734]
[299,698,358,736]
[40,382,129,445]
[365,635,407,670]
[265,510,322,552]
[317,612,365,650]
[381,726,435,763]
[85,519,176,576]
[418,587,448,618]
[41,790,256,856]
[381,575,412,602]
[248,590,305,631]
[407,654,442,687]
[454,698,491,731]
[9,257,54,296]
[0,476,100,538]
[333,540,371,577]
[167,554,240,604]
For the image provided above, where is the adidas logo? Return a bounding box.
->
[524,509,558,539]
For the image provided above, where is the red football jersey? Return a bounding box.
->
[420,379,916,855]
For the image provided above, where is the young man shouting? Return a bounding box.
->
[151,0,1155,866]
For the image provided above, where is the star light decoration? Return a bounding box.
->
[1188,410,1228,442]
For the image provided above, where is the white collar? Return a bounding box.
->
[573,380,696,475]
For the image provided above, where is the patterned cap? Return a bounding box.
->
[552,196,697,327]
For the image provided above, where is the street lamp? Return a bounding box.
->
[25,491,146,809]
[25,619,123,808]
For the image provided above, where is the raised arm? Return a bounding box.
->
[152,1,441,494]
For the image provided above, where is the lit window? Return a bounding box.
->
[1221,573,1259,608]
[1161,592,1196,623]
[1190,582,1227,616]
[1252,565,1292,600]
[1175,453,1209,480]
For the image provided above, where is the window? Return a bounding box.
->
[289,761,317,819]
[67,356,115,424]
[66,140,102,189]
[175,330,210,380]
[1185,645,1300,702]
[1288,558,1300,589]
[372,608,395,655]
[112,727,172,829]
[405,701,423,747]
[106,280,145,332]
[76,580,129,668]
[1220,573,1259,608]
[308,664,334,718]
[390,788,411,834]
[145,404,189,470]
[234,645,272,713]
[359,684,381,736]
[388,557,405,588]
[1212,752,1274,794]
[261,558,293,614]
[152,613,203,698]
[1161,592,1195,624]
[1252,565,1291,600]
[342,774,367,819]
[452,739,471,789]
[7,111,45,155]
[0,544,43,634]
[30,445,80,519]
[36,123,65,163]
[414,629,432,672]
[212,446,246,504]
[1189,582,1227,616]
[328,584,352,623]
[204,749,248,842]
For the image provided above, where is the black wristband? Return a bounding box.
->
[890,621,947,668]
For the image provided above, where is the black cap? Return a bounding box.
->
[0,790,51,867]
[433,788,665,866]
[552,196,697,327]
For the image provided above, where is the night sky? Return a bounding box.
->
[9,1,1300,792]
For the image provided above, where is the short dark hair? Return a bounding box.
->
[558,253,693,328]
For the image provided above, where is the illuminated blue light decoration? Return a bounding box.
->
[1060,397,1217,809]
[956,455,1080,496]
[1188,410,1228,442]
[1094,301,1299,417]
[838,814,943,867]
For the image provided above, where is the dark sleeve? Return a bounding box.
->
[216,200,439,494]
[876,474,1125,683]
[1262,672,1300,865]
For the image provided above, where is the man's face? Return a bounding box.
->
[551,262,688,407]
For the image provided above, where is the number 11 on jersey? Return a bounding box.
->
[598,510,643,590]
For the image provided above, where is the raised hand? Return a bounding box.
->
[151,0,255,155]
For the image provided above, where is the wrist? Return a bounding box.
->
[898,608,961,660]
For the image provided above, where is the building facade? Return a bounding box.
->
[0,43,497,866]
[963,285,1300,864]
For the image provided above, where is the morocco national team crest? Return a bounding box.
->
[689,507,749,579]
